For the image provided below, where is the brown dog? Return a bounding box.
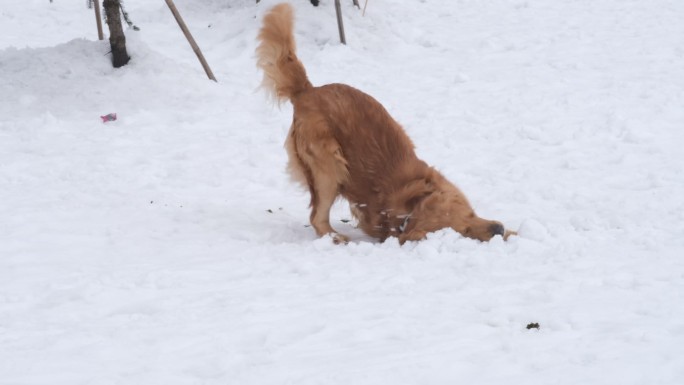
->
[257,3,513,244]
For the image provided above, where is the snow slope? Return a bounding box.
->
[1,0,684,384]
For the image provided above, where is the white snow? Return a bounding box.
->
[2,0,684,384]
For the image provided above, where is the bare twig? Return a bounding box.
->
[164,0,217,81]
[335,0,346,45]
[93,0,104,40]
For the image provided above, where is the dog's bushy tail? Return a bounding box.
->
[256,3,312,104]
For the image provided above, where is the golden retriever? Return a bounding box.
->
[256,3,514,244]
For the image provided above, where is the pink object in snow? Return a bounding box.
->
[100,113,117,123]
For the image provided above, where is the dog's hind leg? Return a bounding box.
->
[299,136,349,244]
[309,169,348,244]
[312,141,350,244]
[287,116,349,243]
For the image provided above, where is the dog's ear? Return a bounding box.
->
[397,192,441,244]
[389,177,435,212]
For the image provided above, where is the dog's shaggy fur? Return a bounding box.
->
[257,3,513,244]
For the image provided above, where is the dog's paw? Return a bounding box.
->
[331,233,350,245]
[398,230,427,245]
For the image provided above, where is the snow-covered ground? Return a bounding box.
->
[2,0,684,383]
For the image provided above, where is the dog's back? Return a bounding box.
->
[295,83,419,191]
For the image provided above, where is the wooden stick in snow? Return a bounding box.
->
[164,0,217,82]
[335,0,346,45]
[363,0,369,17]
[94,0,104,40]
